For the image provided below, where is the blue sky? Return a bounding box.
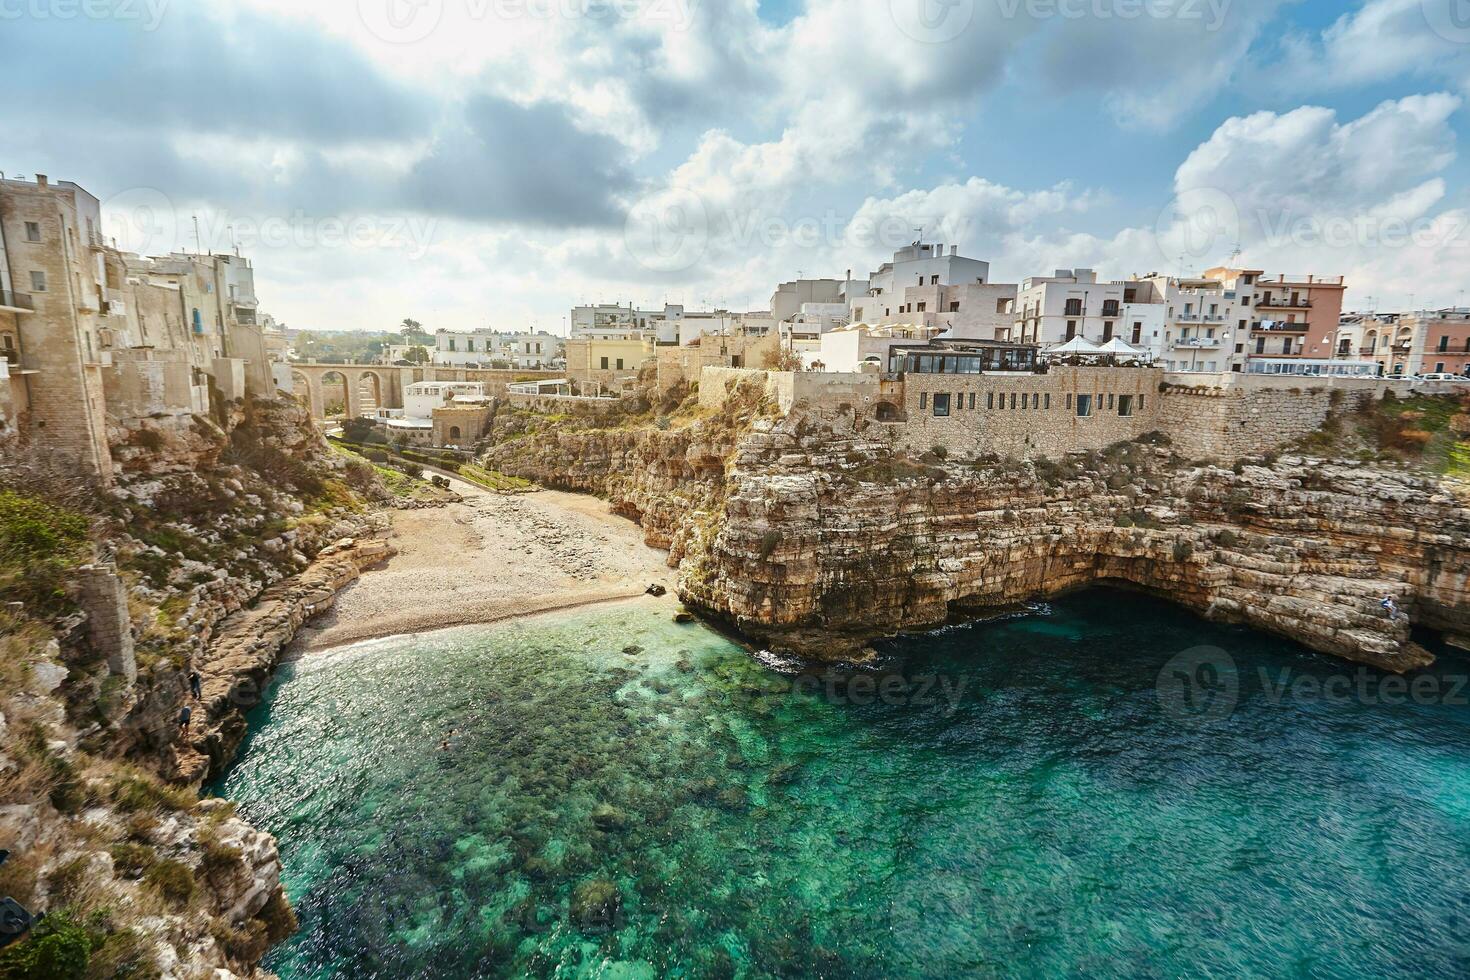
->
[3,0,1468,331]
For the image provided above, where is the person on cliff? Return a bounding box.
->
[1382,596,1399,619]
[178,706,192,734]
[189,671,202,701]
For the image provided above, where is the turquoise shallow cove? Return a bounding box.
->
[217,591,1470,978]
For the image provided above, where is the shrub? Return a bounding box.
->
[129,427,166,451]
[758,530,781,559]
[110,773,194,814]
[0,491,92,614]
[1173,540,1195,562]
[109,843,157,880]
[1215,529,1241,547]
[0,910,97,980]
[929,444,949,461]
[143,859,197,905]
[397,461,425,480]
[199,837,244,878]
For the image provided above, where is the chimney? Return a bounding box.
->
[951,245,958,256]
[35,174,48,188]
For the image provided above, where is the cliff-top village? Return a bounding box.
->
[4,173,1468,485]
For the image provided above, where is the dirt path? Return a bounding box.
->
[294,477,676,651]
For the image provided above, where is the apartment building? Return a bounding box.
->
[1012,270,1133,348]
[0,174,116,475]
[848,244,1013,337]
[1362,309,1470,376]
[434,329,563,368]
[1129,273,1248,372]
[1231,271,1346,363]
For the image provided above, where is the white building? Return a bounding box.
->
[403,380,489,420]
[849,244,1012,337]
[433,329,562,368]
[816,322,940,373]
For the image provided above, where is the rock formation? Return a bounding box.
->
[486,389,1470,672]
[0,395,390,979]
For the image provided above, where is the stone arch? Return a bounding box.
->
[321,370,349,419]
[448,425,463,442]
[354,370,384,417]
[1363,329,1378,354]
[875,401,904,422]
[290,370,321,419]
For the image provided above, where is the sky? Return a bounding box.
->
[4,0,1470,334]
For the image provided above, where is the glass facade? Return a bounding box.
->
[888,347,1038,374]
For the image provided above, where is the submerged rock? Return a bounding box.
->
[569,878,621,932]
[591,804,631,832]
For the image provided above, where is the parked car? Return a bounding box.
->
[1415,373,1468,382]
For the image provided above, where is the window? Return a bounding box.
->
[919,392,928,410]
[1108,394,1115,410]
[1102,322,1114,342]
[616,358,625,370]
[1044,394,1051,410]
[1010,393,1018,409]
[449,426,462,440]
[23,222,40,243]
[1065,299,1082,316]
[448,339,456,351]
[931,275,939,285]
[1439,336,1450,352]
[1118,395,1134,417]
[916,302,926,313]
[1281,338,1292,355]
[1066,393,1074,410]
[1137,394,1145,410]
[1032,393,1040,409]
[1255,337,1266,354]
[1076,394,1093,417]
[1066,320,1077,340]
[1436,362,1446,373]
[29,271,45,292]
[950,302,960,313]
[987,392,994,409]
[1131,322,1142,344]
[600,356,610,369]
[968,392,976,410]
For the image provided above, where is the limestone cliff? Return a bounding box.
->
[487,393,1470,672]
[0,396,388,979]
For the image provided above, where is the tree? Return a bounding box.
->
[400,318,423,338]
[406,345,430,365]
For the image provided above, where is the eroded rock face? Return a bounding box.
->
[488,403,1470,672]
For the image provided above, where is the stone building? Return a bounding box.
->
[0,175,280,482]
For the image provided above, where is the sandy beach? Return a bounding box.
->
[295,476,677,651]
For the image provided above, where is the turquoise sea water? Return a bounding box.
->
[218,590,1470,978]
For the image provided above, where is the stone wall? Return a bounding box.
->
[658,333,781,393]
[893,365,1163,457]
[1158,374,1405,460]
[506,392,623,415]
[103,348,195,420]
[77,563,137,684]
[698,367,881,415]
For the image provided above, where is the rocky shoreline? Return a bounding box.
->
[486,391,1470,672]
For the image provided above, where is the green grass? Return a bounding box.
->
[457,464,535,493]
[0,491,92,614]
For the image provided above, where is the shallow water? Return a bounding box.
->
[218,590,1470,978]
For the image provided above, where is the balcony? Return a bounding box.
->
[0,290,34,314]
[1173,337,1222,348]
[1257,298,1313,309]
[1359,346,1378,355]
[1254,321,1309,332]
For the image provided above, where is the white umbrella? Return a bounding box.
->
[1096,337,1147,356]
[1044,336,1104,355]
